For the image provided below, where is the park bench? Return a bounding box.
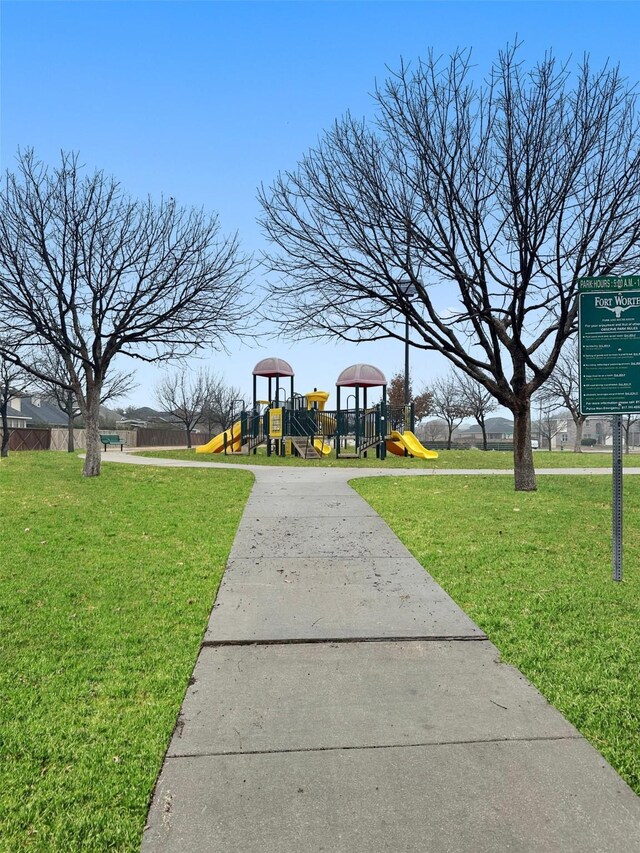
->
[100,434,127,451]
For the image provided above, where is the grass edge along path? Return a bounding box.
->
[134,446,640,469]
[0,453,253,852]
[351,473,640,796]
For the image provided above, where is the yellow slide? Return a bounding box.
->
[196,421,243,454]
[387,430,438,460]
[313,438,332,456]
[316,413,337,436]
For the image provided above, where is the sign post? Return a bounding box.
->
[612,415,623,582]
[579,275,640,582]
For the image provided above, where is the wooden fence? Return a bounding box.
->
[135,428,211,447]
[8,427,51,451]
[419,439,515,452]
[7,426,211,451]
[49,428,138,451]
[49,427,88,451]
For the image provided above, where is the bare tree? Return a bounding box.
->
[431,373,470,449]
[0,344,32,457]
[32,350,136,452]
[0,150,252,476]
[596,418,614,447]
[422,419,447,443]
[203,376,245,432]
[543,340,586,452]
[622,413,640,454]
[453,373,498,451]
[155,369,213,449]
[533,394,564,450]
[260,46,640,490]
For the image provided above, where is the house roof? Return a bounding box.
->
[5,403,32,421]
[119,406,168,421]
[117,407,187,429]
[460,417,514,434]
[10,394,121,427]
[14,395,69,426]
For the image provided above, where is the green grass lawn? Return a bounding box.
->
[3,452,639,850]
[135,446,640,469]
[351,473,640,795]
[0,452,253,852]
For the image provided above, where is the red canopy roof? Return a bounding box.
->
[252,357,295,378]
[336,364,387,387]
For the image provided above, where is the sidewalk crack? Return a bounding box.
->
[168,734,585,761]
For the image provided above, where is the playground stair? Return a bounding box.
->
[340,437,380,459]
[245,436,266,453]
[359,435,380,453]
[290,437,321,459]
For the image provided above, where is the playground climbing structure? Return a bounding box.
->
[196,359,437,461]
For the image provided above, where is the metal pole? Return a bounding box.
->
[401,282,417,408]
[612,414,623,582]
[539,400,543,445]
[336,385,341,457]
[404,314,410,407]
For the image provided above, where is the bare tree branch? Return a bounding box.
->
[452,372,499,450]
[0,339,34,457]
[430,372,472,449]
[30,348,136,451]
[202,375,246,432]
[542,338,586,451]
[260,45,640,489]
[155,369,213,449]
[0,150,253,475]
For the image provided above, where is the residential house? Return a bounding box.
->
[457,417,515,445]
[116,406,182,430]
[4,401,31,429]
[9,393,70,427]
[417,418,450,443]
[117,406,165,429]
[8,393,120,429]
[565,415,640,448]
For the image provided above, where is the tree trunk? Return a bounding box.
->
[83,390,102,477]
[513,404,536,491]
[67,394,75,453]
[480,422,488,451]
[1,405,9,458]
[186,428,192,449]
[447,424,453,450]
[573,418,583,452]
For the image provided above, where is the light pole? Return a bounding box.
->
[402,283,418,407]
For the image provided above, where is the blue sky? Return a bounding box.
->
[3,0,640,409]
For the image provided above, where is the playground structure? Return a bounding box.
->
[196,358,438,460]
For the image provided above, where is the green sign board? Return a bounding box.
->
[579,276,640,415]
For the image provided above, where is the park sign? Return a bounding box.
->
[577,275,639,582]
[578,276,640,415]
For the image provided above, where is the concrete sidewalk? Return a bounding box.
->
[137,464,640,852]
